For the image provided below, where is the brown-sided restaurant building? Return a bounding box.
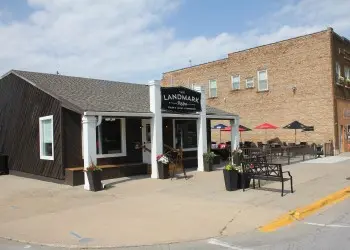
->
[0,70,239,189]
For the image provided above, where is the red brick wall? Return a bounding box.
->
[163,30,335,145]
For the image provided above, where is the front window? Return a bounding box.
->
[39,115,54,160]
[96,117,126,157]
[209,80,217,98]
[174,120,197,149]
[232,75,240,90]
[258,70,268,91]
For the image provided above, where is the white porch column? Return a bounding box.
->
[196,86,207,172]
[82,115,97,190]
[230,117,240,151]
[149,80,163,179]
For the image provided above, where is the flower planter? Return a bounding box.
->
[203,160,213,172]
[237,173,251,189]
[158,162,169,179]
[223,169,238,191]
[213,154,221,165]
[86,171,103,192]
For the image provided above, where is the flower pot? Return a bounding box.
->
[213,155,221,165]
[158,162,169,179]
[86,171,103,192]
[223,169,238,191]
[203,160,213,172]
[237,173,251,189]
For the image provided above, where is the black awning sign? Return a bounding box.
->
[161,87,201,113]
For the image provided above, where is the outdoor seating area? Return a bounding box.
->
[211,120,335,166]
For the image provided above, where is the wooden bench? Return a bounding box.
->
[65,163,148,186]
[242,162,294,196]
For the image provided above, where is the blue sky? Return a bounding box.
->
[0,0,349,82]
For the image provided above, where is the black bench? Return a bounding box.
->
[242,162,294,196]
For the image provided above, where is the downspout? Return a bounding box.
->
[328,27,338,155]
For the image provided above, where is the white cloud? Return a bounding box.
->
[0,0,350,82]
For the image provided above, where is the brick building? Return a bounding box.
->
[162,28,350,154]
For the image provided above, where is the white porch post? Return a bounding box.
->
[82,115,97,190]
[196,86,207,172]
[230,117,240,151]
[149,80,163,179]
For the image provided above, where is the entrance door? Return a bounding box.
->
[142,119,152,164]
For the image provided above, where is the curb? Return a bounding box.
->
[259,186,350,232]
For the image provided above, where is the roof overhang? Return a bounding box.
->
[206,115,238,120]
[84,111,154,117]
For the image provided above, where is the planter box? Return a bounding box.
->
[158,162,169,179]
[237,173,251,189]
[223,169,238,191]
[203,160,213,172]
[86,171,103,192]
[213,155,221,165]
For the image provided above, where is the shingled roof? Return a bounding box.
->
[6,70,237,117]
[11,70,150,113]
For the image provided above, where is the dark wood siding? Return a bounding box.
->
[62,108,83,169]
[0,74,63,179]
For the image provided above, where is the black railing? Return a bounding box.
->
[241,145,321,165]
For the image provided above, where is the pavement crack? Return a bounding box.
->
[219,210,242,236]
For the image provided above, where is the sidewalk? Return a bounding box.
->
[0,156,349,248]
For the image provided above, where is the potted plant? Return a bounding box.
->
[232,149,244,166]
[203,151,216,171]
[84,161,103,192]
[235,163,251,189]
[156,154,169,179]
[346,78,350,87]
[223,164,239,191]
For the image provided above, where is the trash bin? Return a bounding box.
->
[0,154,9,175]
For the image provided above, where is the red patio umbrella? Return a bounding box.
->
[255,123,278,142]
[220,125,252,142]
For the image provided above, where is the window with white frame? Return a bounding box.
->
[257,70,268,91]
[174,120,197,150]
[209,79,217,98]
[336,62,341,80]
[231,75,240,90]
[39,115,54,160]
[345,66,350,80]
[96,117,126,158]
[246,77,254,88]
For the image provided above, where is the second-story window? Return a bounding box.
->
[246,77,254,88]
[231,75,240,90]
[257,70,268,91]
[345,66,350,80]
[209,80,217,98]
[336,62,341,80]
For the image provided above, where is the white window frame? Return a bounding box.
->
[231,75,240,90]
[208,79,217,98]
[39,115,54,160]
[245,77,254,88]
[336,62,341,78]
[172,119,197,152]
[257,70,268,92]
[96,118,127,158]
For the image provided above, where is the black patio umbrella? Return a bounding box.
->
[283,121,307,143]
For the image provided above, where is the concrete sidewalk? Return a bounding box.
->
[0,157,349,248]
